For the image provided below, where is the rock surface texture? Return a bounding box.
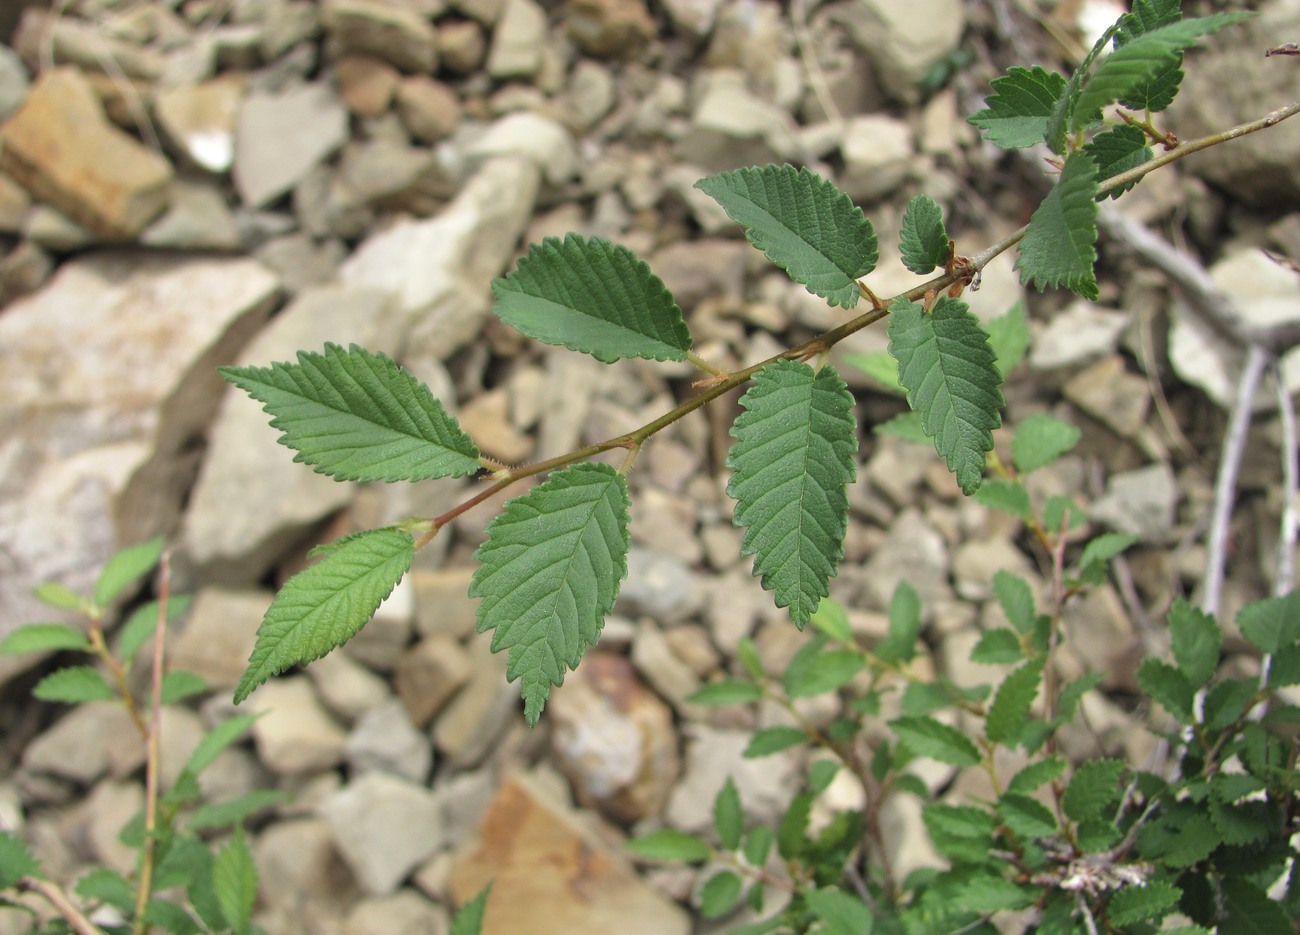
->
[0,0,1294,933]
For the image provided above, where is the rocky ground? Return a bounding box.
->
[0,0,1298,932]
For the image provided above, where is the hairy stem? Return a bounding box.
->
[132,551,171,934]
[18,878,104,935]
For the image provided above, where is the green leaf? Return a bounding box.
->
[160,671,209,705]
[737,638,764,681]
[1115,0,1183,112]
[142,901,201,935]
[899,195,950,274]
[999,792,1058,839]
[808,758,839,794]
[970,628,1023,665]
[714,777,743,850]
[1078,532,1140,571]
[689,680,763,706]
[1085,125,1153,199]
[1145,811,1219,868]
[1046,23,1120,154]
[1137,658,1194,722]
[471,463,630,725]
[744,726,808,758]
[94,536,164,608]
[492,234,691,363]
[887,296,1004,494]
[727,361,857,625]
[1016,152,1099,300]
[189,790,292,831]
[742,826,773,867]
[1237,592,1300,653]
[1168,598,1221,688]
[993,570,1036,629]
[967,66,1068,149]
[986,657,1044,745]
[451,884,491,935]
[890,715,981,767]
[984,301,1030,378]
[951,871,1034,913]
[806,887,875,935]
[783,650,866,698]
[74,868,134,912]
[1268,643,1300,687]
[185,714,260,777]
[220,344,481,483]
[0,623,90,655]
[32,582,88,612]
[1106,881,1181,926]
[809,599,854,643]
[922,804,996,862]
[213,828,257,935]
[233,528,414,704]
[1063,759,1125,822]
[1056,673,1105,723]
[699,870,743,919]
[695,165,878,309]
[777,792,813,859]
[973,478,1031,520]
[0,831,41,888]
[844,351,903,393]
[1204,677,1256,731]
[1043,495,1087,532]
[1006,756,1066,795]
[627,830,710,862]
[118,595,192,670]
[32,665,115,703]
[902,681,954,716]
[876,580,921,664]
[1072,14,1253,134]
[873,410,929,445]
[1012,414,1081,474]
[1222,876,1293,935]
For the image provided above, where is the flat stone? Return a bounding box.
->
[486,0,547,78]
[0,240,51,307]
[234,82,348,207]
[1062,355,1151,439]
[306,648,394,722]
[141,178,242,250]
[154,74,244,174]
[395,75,461,143]
[0,171,30,234]
[666,725,799,831]
[334,54,400,116]
[449,771,691,935]
[69,780,143,875]
[630,618,701,710]
[0,44,30,122]
[1030,301,1128,371]
[182,284,398,581]
[549,653,680,824]
[565,0,656,58]
[432,636,516,769]
[839,114,914,203]
[838,0,964,103]
[411,566,480,639]
[861,508,951,611]
[21,702,137,786]
[22,204,98,251]
[676,69,798,172]
[660,0,720,38]
[1091,462,1177,542]
[254,817,359,914]
[463,112,576,187]
[169,588,270,690]
[437,19,486,73]
[345,699,434,782]
[617,547,700,623]
[343,891,449,935]
[952,538,1036,602]
[253,233,348,295]
[565,59,615,128]
[0,68,172,237]
[344,576,416,671]
[394,635,473,727]
[323,0,438,72]
[321,771,445,894]
[250,676,348,775]
[0,254,279,673]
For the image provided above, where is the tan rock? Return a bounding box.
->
[323,0,439,73]
[169,588,270,690]
[334,54,400,116]
[432,636,517,768]
[0,171,30,234]
[449,772,691,935]
[394,635,473,726]
[395,75,461,143]
[564,0,656,59]
[249,676,348,775]
[154,74,244,174]
[436,19,486,74]
[411,566,480,639]
[0,68,172,237]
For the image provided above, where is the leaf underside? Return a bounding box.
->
[899,194,951,275]
[234,527,414,704]
[220,343,481,483]
[727,360,858,626]
[492,234,692,364]
[1016,152,1100,299]
[696,165,878,309]
[967,65,1068,149]
[470,463,631,725]
[887,297,1004,495]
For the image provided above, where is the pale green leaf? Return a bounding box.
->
[1168,598,1220,688]
[700,871,743,919]
[743,826,773,867]
[887,297,1004,494]
[95,536,163,608]
[1012,414,1081,474]
[1078,532,1140,571]
[890,715,981,767]
[967,66,1068,149]
[0,623,90,655]
[1046,23,1119,154]
[32,582,88,612]
[1007,756,1066,795]
[995,571,1037,635]
[843,351,903,393]
[690,680,763,706]
[695,165,878,308]
[783,649,866,698]
[876,580,921,664]
[74,869,133,912]
[213,828,257,935]
[32,665,115,703]
[951,872,1035,913]
[809,599,853,643]
[1016,152,1099,299]
[973,478,1031,520]
[233,528,414,704]
[471,463,630,725]
[806,887,875,935]
[188,790,291,831]
[714,777,743,850]
[1063,759,1125,822]
[986,657,1044,745]
[873,410,929,444]
[984,301,1030,377]
[0,831,41,888]
[898,194,950,274]
[492,234,691,363]
[1106,881,1181,926]
[450,884,492,935]
[744,726,808,758]
[119,595,192,670]
[220,344,481,482]
[970,628,1023,665]
[1237,592,1300,654]
[161,671,209,705]
[626,830,710,862]
[727,361,857,626]
[185,714,260,776]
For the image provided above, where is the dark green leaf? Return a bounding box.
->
[777,792,813,859]
[1006,756,1066,795]
[902,681,954,716]
[876,580,922,664]
[1046,22,1121,154]
[220,344,481,482]
[142,900,201,934]
[450,884,491,935]
[626,830,710,862]
[95,536,163,608]
[986,657,1044,745]
[984,301,1030,378]
[998,792,1058,839]
[890,715,982,767]
[32,665,115,703]
[1269,644,1300,687]
[1105,881,1181,926]
[1016,152,1099,300]
[727,361,857,625]
[234,528,414,705]
[1137,658,1194,722]
[472,464,630,725]
[1085,125,1153,199]
[1237,592,1300,653]
[973,479,1031,520]
[922,804,996,862]
[0,832,41,888]
[967,66,1068,149]
[899,194,950,274]
[743,726,808,758]
[492,234,692,363]
[970,628,1024,665]
[695,165,878,309]
[714,778,743,851]
[699,871,743,919]
[689,680,763,706]
[1203,677,1257,731]
[1012,414,1081,474]
[887,297,1004,494]
[1168,597,1221,688]
[0,624,90,655]
[951,871,1034,913]
[1222,876,1293,935]
[806,887,875,935]
[1063,759,1125,822]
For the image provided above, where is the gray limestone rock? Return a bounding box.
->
[676,69,799,172]
[837,0,964,103]
[234,83,349,207]
[345,699,434,782]
[320,771,445,895]
[1030,302,1129,371]
[250,676,349,775]
[322,0,438,73]
[486,0,548,78]
[1091,463,1178,543]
